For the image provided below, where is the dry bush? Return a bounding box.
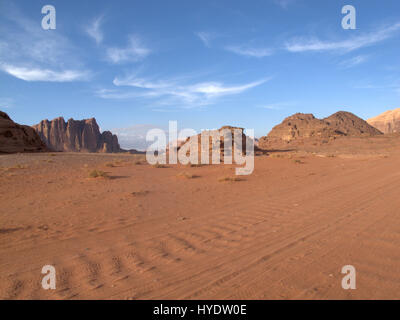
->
[11,164,27,169]
[89,170,108,178]
[131,190,150,196]
[177,172,199,179]
[270,154,283,158]
[218,176,243,182]
[133,155,146,165]
[153,164,169,168]
[189,163,204,167]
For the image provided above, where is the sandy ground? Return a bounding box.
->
[1,135,400,300]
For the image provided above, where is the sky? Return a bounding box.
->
[0,0,399,149]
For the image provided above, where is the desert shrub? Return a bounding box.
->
[218,176,243,182]
[153,164,169,168]
[177,172,199,179]
[89,170,108,178]
[131,190,150,196]
[270,154,283,158]
[12,164,27,169]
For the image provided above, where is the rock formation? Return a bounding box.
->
[32,117,122,153]
[367,108,400,134]
[0,111,48,154]
[325,111,383,136]
[259,111,382,149]
[175,126,259,162]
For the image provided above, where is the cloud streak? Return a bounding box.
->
[196,32,215,47]
[106,36,150,64]
[285,22,400,53]
[0,64,90,82]
[339,55,369,69]
[225,45,274,58]
[99,75,270,107]
[85,16,104,45]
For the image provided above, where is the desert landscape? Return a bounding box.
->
[1,109,400,300]
[1,0,400,302]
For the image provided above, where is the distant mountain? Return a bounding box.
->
[367,108,400,134]
[0,111,48,154]
[33,117,122,153]
[259,111,382,148]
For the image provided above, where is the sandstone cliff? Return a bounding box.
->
[367,108,400,134]
[32,117,121,153]
[0,111,48,154]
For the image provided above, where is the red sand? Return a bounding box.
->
[1,135,400,299]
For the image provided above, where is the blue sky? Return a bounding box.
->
[0,0,399,149]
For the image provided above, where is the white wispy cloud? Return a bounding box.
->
[85,16,104,45]
[225,46,274,58]
[196,32,215,47]
[100,75,270,107]
[0,2,89,82]
[0,64,89,82]
[95,88,149,100]
[189,80,266,97]
[106,36,150,64]
[113,77,172,89]
[285,22,400,53]
[339,55,369,69]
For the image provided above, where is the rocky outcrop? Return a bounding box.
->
[259,111,382,149]
[325,111,383,136]
[264,113,333,143]
[32,117,122,153]
[0,111,48,154]
[175,126,259,161]
[367,108,400,134]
